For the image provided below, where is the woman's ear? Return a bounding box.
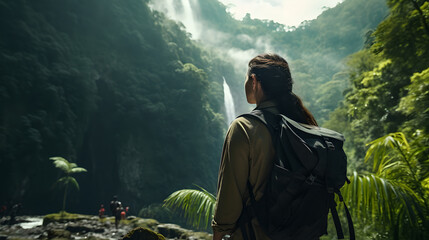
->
[251,74,258,90]
[251,74,265,104]
[252,74,263,92]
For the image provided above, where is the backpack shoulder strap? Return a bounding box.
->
[238,109,280,143]
[330,190,356,240]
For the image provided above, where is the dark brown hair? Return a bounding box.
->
[248,53,318,126]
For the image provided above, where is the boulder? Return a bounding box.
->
[180,231,212,240]
[122,227,165,240]
[47,228,72,239]
[43,212,91,226]
[65,223,104,233]
[156,224,188,239]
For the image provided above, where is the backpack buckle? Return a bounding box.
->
[305,174,317,185]
[324,137,335,150]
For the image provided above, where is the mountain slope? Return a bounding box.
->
[151,0,388,122]
[0,0,228,213]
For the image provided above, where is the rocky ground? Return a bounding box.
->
[0,214,212,240]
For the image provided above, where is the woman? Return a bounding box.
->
[211,53,318,240]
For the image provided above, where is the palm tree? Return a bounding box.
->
[342,132,429,239]
[163,185,215,230]
[50,156,87,213]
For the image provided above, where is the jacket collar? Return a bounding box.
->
[255,100,279,114]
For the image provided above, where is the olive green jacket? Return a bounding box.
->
[212,101,278,240]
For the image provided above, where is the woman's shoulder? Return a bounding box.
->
[233,115,260,126]
[230,115,269,134]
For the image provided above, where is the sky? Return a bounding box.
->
[218,0,344,27]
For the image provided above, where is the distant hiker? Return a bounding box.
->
[120,208,126,220]
[99,204,105,218]
[115,203,123,229]
[110,195,119,217]
[212,53,353,240]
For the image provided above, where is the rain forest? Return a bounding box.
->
[0,0,428,239]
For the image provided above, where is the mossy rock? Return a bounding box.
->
[43,211,93,226]
[129,218,159,230]
[122,227,165,240]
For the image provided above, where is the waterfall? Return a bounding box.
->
[152,0,200,39]
[181,0,200,38]
[223,77,236,124]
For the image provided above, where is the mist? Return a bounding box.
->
[149,0,290,115]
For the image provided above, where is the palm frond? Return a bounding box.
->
[413,147,429,181]
[71,167,87,173]
[422,178,429,190]
[163,187,215,230]
[342,172,424,228]
[56,176,70,187]
[50,157,70,173]
[50,156,67,162]
[68,177,80,191]
[365,132,410,170]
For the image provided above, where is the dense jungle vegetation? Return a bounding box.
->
[0,0,428,238]
[0,0,229,214]
[326,1,429,237]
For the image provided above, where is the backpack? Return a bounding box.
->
[237,109,355,240]
[110,200,119,214]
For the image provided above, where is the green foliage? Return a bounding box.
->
[342,132,429,239]
[50,157,87,212]
[373,0,429,71]
[397,68,429,134]
[314,1,429,237]
[326,0,429,165]
[163,186,215,230]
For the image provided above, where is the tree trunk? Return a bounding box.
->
[62,179,69,213]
